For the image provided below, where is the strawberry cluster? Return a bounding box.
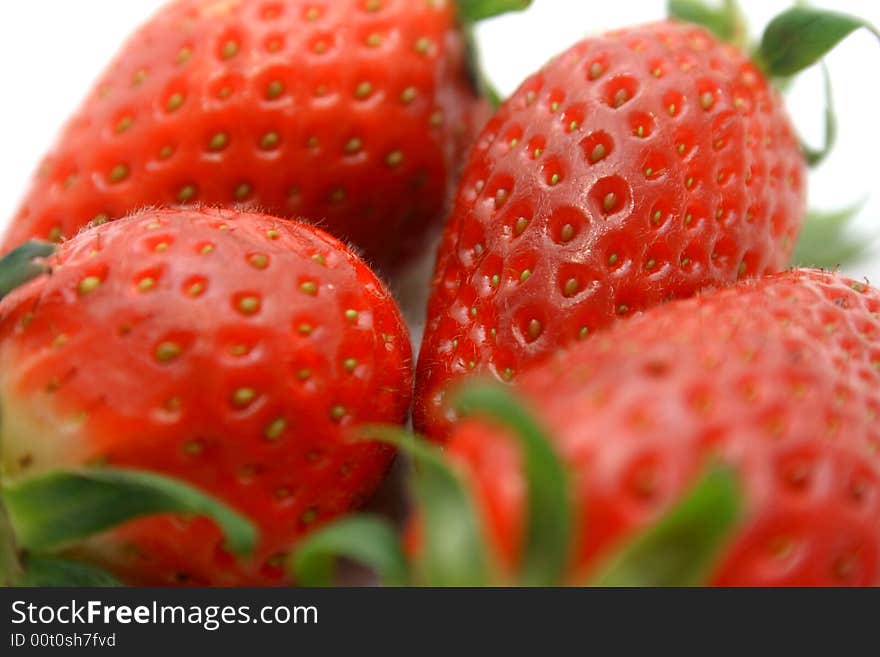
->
[0,0,877,587]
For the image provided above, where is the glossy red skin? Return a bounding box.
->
[443,270,880,586]
[416,21,807,440]
[0,208,412,585]
[2,0,486,271]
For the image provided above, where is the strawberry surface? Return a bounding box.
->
[416,21,806,440]
[0,208,412,585]
[2,0,486,270]
[444,269,880,585]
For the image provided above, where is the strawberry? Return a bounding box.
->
[0,0,533,270]
[440,269,880,585]
[415,18,815,439]
[0,207,412,585]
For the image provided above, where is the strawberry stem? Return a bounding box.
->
[0,240,54,299]
[800,63,836,167]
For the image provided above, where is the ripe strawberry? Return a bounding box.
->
[415,20,808,439]
[0,0,517,270]
[0,207,412,585]
[444,269,880,585]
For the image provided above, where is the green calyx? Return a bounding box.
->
[455,383,571,586]
[669,1,879,79]
[756,7,880,78]
[0,503,24,585]
[384,426,491,586]
[591,464,742,586]
[17,555,123,587]
[290,383,572,587]
[456,1,532,109]
[791,201,873,269]
[292,425,492,587]
[293,514,409,587]
[667,0,747,49]
[756,7,880,168]
[0,240,55,300]
[1,467,258,586]
[670,2,880,169]
[670,2,880,266]
[291,383,744,587]
[454,0,532,24]
[799,63,836,168]
[464,29,503,109]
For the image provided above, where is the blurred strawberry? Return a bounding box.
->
[295,269,880,587]
[444,269,880,585]
[1,0,532,271]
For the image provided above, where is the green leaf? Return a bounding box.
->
[0,240,54,299]
[454,0,532,24]
[3,468,257,556]
[791,202,873,269]
[800,63,837,167]
[668,0,746,47]
[758,7,880,77]
[591,464,742,587]
[290,515,408,587]
[18,555,122,587]
[365,426,491,587]
[0,503,24,586]
[455,383,571,587]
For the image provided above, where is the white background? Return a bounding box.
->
[0,0,877,283]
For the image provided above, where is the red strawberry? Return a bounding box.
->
[0,0,515,270]
[415,20,808,439]
[444,269,880,585]
[0,207,412,585]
